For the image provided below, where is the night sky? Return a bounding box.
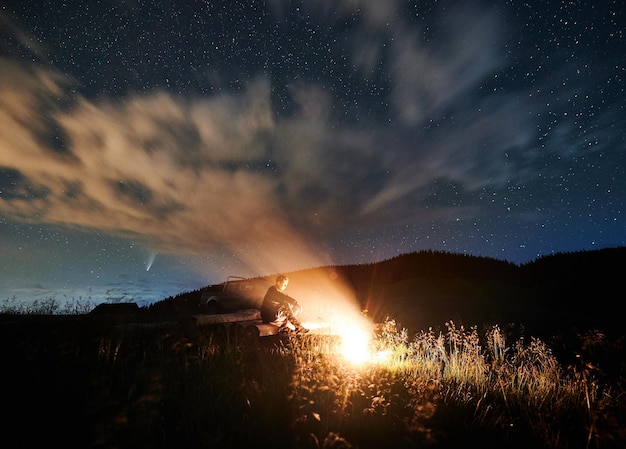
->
[1,0,624,308]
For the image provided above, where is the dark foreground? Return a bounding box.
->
[1,311,625,449]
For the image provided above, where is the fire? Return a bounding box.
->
[303,312,379,365]
[289,272,388,365]
[338,324,372,364]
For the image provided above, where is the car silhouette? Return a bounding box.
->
[200,276,266,314]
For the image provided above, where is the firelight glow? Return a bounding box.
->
[302,317,377,365]
[290,270,383,365]
[338,324,372,365]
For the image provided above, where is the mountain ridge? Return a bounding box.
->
[154,246,625,338]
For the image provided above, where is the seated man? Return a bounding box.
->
[260,275,308,334]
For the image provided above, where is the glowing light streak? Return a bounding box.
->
[146,251,157,271]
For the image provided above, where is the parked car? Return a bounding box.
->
[200,276,266,314]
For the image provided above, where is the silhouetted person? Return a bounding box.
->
[261,275,308,334]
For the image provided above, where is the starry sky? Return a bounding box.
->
[1,0,624,309]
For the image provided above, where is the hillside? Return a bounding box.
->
[154,247,625,338]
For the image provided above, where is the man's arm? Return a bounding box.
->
[277,290,298,306]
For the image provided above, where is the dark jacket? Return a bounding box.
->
[260,285,298,323]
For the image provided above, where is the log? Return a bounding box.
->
[192,308,261,326]
[191,309,296,338]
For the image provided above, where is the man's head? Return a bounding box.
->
[275,275,289,291]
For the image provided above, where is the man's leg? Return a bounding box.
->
[283,307,308,333]
[271,310,290,332]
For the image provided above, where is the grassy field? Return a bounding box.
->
[1,306,624,449]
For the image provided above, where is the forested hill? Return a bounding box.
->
[157,247,625,337]
[332,246,624,286]
[326,247,624,336]
[272,247,623,337]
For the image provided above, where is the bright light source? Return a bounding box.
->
[302,314,375,365]
[303,316,393,366]
[339,325,372,364]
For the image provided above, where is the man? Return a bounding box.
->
[261,275,308,334]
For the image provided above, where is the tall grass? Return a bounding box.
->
[1,296,93,315]
[2,313,624,448]
[380,320,601,447]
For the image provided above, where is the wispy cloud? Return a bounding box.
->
[2,1,603,276]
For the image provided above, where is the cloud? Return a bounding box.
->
[0,62,331,273]
[0,2,558,274]
[0,11,49,60]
